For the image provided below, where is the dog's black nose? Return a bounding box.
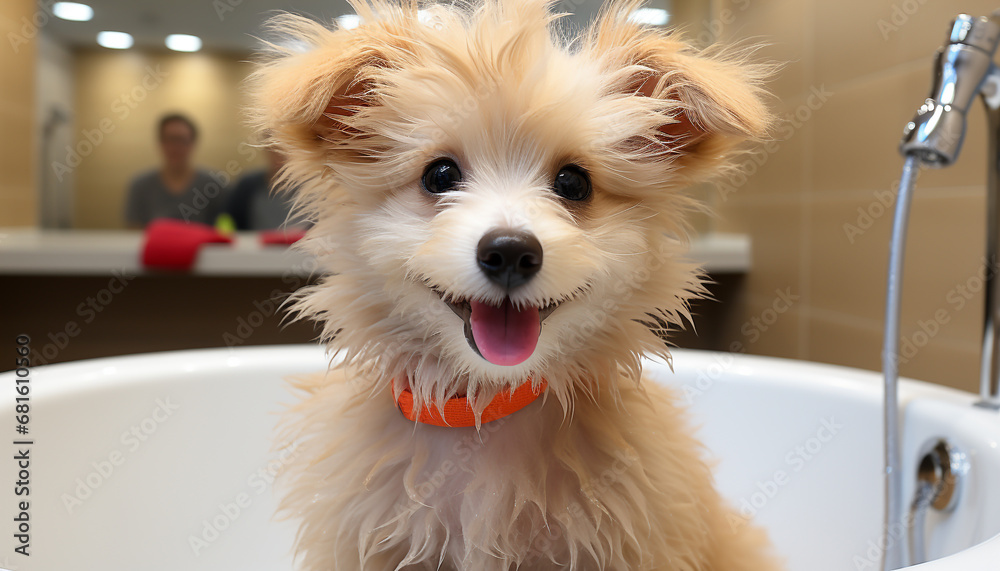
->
[476,229,543,289]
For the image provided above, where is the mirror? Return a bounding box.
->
[34,0,706,229]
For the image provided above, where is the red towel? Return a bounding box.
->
[259,229,306,246]
[141,219,232,271]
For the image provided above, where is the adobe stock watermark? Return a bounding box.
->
[521,447,641,567]
[32,269,136,366]
[694,0,751,46]
[187,441,301,556]
[728,416,844,531]
[886,256,998,368]
[60,397,181,514]
[384,422,641,567]
[221,293,291,348]
[6,0,58,54]
[221,253,322,348]
[389,416,511,522]
[682,287,799,403]
[718,85,833,201]
[841,164,930,244]
[544,238,686,356]
[178,141,260,223]
[376,75,502,190]
[843,152,965,245]
[877,0,931,41]
[740,287,800,344]
[842,187,899,244]
[51,65,170,181]
[852,509,918,570]
[212,0,247,21]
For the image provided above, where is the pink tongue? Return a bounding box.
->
[470,298,540,366]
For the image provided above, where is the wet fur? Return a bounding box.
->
[250,0,780,568]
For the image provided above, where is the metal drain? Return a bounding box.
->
[909,439,969,564]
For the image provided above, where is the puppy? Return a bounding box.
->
[251,0,779,568]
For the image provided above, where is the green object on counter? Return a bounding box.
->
[216,213,236,236]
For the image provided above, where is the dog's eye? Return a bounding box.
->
[422,159,462,194]
[553,165,591,201]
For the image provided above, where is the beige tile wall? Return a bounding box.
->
[0,0,37,226]
[711,0,1000,392]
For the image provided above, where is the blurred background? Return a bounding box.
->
[0,0,997,394]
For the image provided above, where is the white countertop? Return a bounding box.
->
[0,229,751,276]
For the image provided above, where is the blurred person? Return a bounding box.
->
[124,114,223,229]
[224,147,309,231]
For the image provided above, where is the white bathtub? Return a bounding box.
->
[1,346,998,570]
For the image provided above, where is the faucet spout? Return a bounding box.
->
[900,14,1000,166]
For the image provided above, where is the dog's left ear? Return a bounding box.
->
[589,15,773,175]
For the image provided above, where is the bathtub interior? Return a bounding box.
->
[1,346,998,571]
[672,352,1000,570]
[675,353,885,570]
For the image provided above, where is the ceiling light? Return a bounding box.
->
[628,8,670,26]
[53,2,94,21]
[96,31,133,49]
[336,14,361,30]
[166,34,202,52]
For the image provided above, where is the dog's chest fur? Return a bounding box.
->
[279,369,774,571]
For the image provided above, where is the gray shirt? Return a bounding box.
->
[224,170,309,231]
[123,169,226,227]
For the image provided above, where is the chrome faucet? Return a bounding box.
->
[901,14,1000,166]
[882,12,1000,570]
[900,12,1000,409]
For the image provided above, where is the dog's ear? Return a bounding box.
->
[588,11,772,177]
[250,14,415,164]
[630,51,771,149]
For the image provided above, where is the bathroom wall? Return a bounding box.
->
[71,49,267,228]
[713,0,996,392]
[0,0,38,227]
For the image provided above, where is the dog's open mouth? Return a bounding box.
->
[435,292,560,367]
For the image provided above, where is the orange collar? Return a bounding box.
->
[393,376,547,427]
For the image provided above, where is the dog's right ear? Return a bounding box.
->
[250,14,414,164]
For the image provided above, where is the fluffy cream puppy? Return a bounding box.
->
[251,0,780,568]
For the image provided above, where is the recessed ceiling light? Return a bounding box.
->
[97,31,133,49]
[336,14,361,30]
[166,34,202,52]
[628,8,670,26]
[53,2,94,21]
